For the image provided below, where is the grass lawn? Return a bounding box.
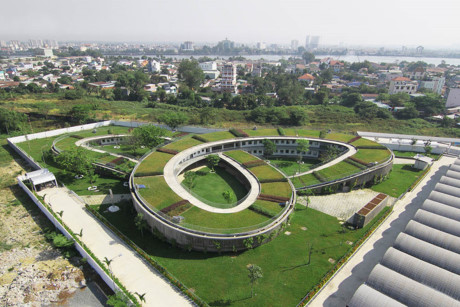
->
[249,165,286,182]
[371,164,425,197]
[317,161,361,181]
[260,182,292,199]
[325,133,354,143]
[252,199,285,215]
[352,148,392,164]
[392,150,439,159]
[135,151,174,176]
[284,129,321,138]
[93,202,390,307]
[186,167,248,208]
[292,174,321,188]
[243,129,280,136]
[350,138,385,147]
[180,206,270,233]
[134,176,183,211]
[162,135,204,152]
[200,131,235,142]
[224,150,260,164]
[269,157,321,176]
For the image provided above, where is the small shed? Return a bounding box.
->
[24,169,57,192]
[413,154,433,170]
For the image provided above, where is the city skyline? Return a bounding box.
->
[1,0,460,49]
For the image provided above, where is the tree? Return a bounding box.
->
[319,146,341,163]
[132,125,167,148]
[389,92,410,107]
[183,171,197,191]
[0,108,27,134]
[134,213,148,237]
[199,107,216,125]
[395,105,419,119]
[262,139,276,158]
[247,264,263,298]
[296,139,310,173]
[440,116,455,128]
[55,147,94,176]
[341,92,363,107]
[159,112,189,130]
[222,190,233,204]
[68,104,94,123]
[206,154,220,172]
[302,51,315,64]
[178,59,205,89]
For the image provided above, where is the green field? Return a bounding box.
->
[260,182,292,199]
[224,150,260,164]
[93,202,390,306]
[292,174,321,188]
[371,164,425,197]
[350,138,385,147]
[353,148,392,164]
[249,164,286,182]
[316,161,361,181]
[284,129,321,138]
[134,176,183,211]
[135,151,174,176]
[162,135,204,152]
[325,133,354,143]
[269,157,321,176]
[200,131,235,142]
[185,166,248,208]
[243,129,280,136]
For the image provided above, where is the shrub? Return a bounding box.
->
[347,136,361,144]
[192,135,208,142]
[229,128,249,138]
[243,160,266,168]
[157,147,179,155]
[319,130,327,139]
[249,204,277,218]
[277,127,285,136]
[312,171,327,182]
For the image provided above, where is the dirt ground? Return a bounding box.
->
[0,150,88,306]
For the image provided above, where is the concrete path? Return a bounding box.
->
[75,135,139,163]
[309,155,458,307]
[39,188,192,307]
[80,194,132,205]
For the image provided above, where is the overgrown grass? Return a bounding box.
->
[135,151,174,176]
[371,164,424,197]
[224,150,260,164]
[162,135,204,152]
[93,202,389,307]
[134,176,183,211]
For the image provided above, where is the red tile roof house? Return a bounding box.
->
[297,73,315,86]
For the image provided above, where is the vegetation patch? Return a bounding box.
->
[277,127,285,136]
[243,129,279,136]
[224,150,259,164]
[198,131,235,142]
[249,165,286,182]
[269,157,321,176]
[156,147,179,155]
[260,181,292,199]
[160,200,192,216]
[134,176,183,211]
[344,158,367,170]
[352,148,392,164]
[347,136,361,143]
[284,129,321,138]
[243,160,266,168]
[350,138,385,147]
[135,151,173,176]
[325,133,354,143]
[229,128,249,138]
[162,135,204,152]
[292,174,321,188]
[316,161,361,182]
[192,135,208,142]
[249,200,284,218]
[371,164,424,197]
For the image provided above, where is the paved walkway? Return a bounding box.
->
[75,135,139,163]
[309,155,458,307]
[39,188,192,307]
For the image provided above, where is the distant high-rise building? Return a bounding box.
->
[220,63,237,93]
[181,41,194,51]
[291,40,299,50]
[310,36,320,49]
[256,42,266,50]
[305,35,310,49]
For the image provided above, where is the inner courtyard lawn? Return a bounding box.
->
[269,157,321,176]
[184,166,248,208]
[92,202,390,307]
[371,164,425,197]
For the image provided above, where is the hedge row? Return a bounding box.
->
[313,171,327,182]
[344,158,367,170]
[85,205,209,307]
[347,136,361,144]
[347,156,369,167]
[249,204,277,218]
[243,160,266,168]
[259,178,288,183]
[160,199,190,214]
[69,134,85,139]
[157,147,179,155]
[229,128,249,138]
[258,193,290,203]
[297,207,393,306]
[192,135,208,143]
[277,127,285,136]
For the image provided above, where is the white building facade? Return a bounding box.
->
[220,64,237,93]
[389,77,418,95]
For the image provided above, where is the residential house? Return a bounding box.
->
[389,77,418,94]
[220,63,237,93]
[297,73,315,86]
[418,76,445,94]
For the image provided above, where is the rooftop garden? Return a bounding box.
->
[135,151,174,177]
[134,176,184,211]
[161,135,204,152]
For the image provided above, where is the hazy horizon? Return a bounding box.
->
[2,0,460,49]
